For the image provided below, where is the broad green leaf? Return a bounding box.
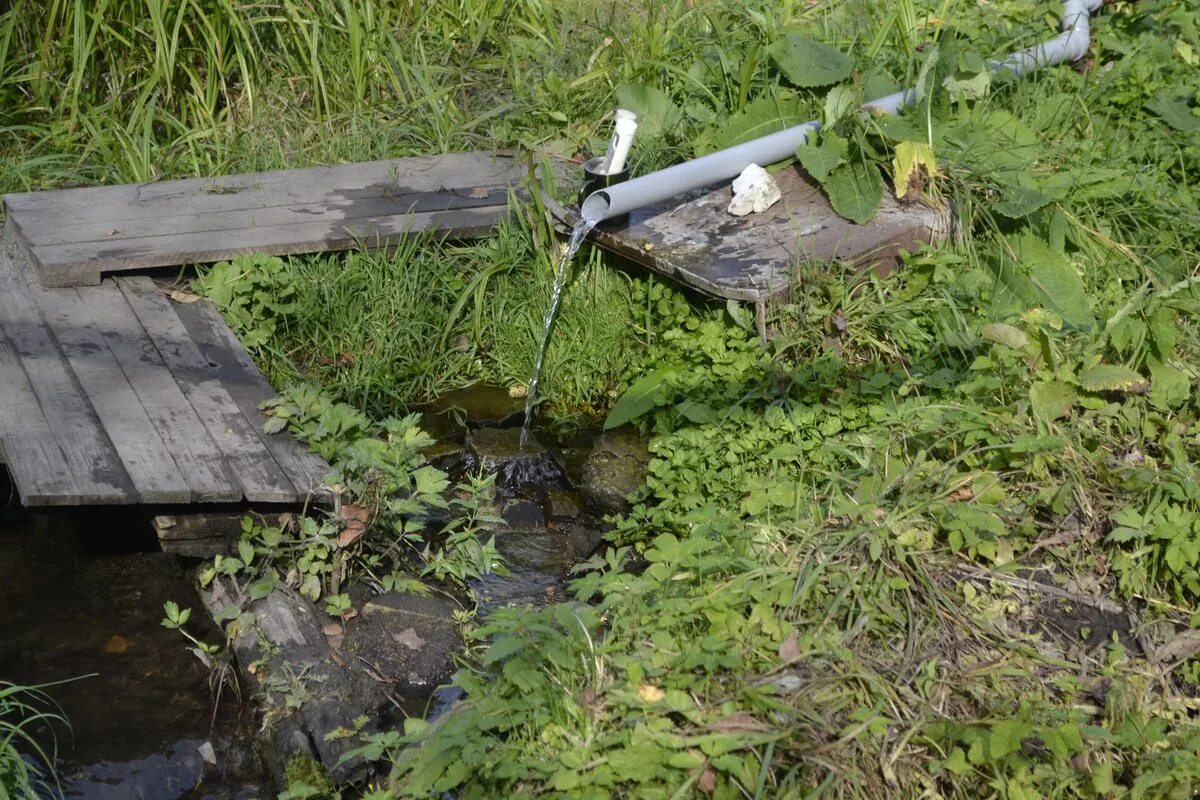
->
[726,299,753,330]
[250,575,277,601]
[980,322,1029,350]
[1148,358,1190,410]
[697,90,807,154]
[675,400,718,424]
[989,234,1093,330]
[1029,381,1076,422]
[942,748,971,776]
[823,84,856,127]
[238,539,254,566]
[891,141,936,199]
[614,83,682,139]
[1145,90,1200,132]
[605,365,680,429]
[796,132,847,183]
[989,719,1031,759]
[943,69,991,103]
[1078,364,1147,393]
[825,159,883,224]
[767,33,854,88]
[994,184,1053,218]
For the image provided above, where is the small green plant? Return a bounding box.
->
[421,473,507,589]
[161,602,240,733]
[0,680,67,800]
[194,254,299,350]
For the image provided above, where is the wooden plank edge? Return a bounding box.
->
[36,205,511,288]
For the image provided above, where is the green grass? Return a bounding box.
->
[5,0,1200,798]
[0,680,65,799]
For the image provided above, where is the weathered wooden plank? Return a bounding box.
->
[3,153,523,219]
[170,295,330,502]
[116,276,305,503]
[33,205,506,287]
[77,280,243,503]
[550,165,952,303]
[18,188,509,247]
[13,264,196,504]
[0,324,83,505]
[0,250,135,504]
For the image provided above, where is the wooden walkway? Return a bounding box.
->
[0,152,529,506]
[0,244,329,505]
[5,152,528,287]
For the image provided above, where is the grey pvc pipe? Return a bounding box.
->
[581,0,1103,223]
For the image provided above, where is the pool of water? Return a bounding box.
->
[0,474,271,799]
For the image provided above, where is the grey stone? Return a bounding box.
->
[349,593,461,693]
[198,579,366,783]
[552,446,590,489]
[502,498,545,529]
[564,523,606,560]
[465,427,563,486]
[580,427,650,516]
[546,490,581,520]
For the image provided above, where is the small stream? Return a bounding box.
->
[520,218,597,449]
[0,478,271,799]
[2,213,620,796]
[1,381,643,797]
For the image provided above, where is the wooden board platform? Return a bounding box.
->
[0,242,328,506]
[3,152,529,287]
[551,164,952,303]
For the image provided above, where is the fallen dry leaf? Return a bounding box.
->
[1152,630,1200,665]
[336,519,366,548]
[393,627,426,650]
[341,504,370,524]
[469,186,491,199]
[323,622,344,651]
[103,634,130,654]
[637,684,665,703]
[710,712,770,733]
[778,630,799,663]
[340,607,358,622]
[168,289,203,304]
[697,767,717,794]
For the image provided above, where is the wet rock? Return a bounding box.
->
[581,428,650,516]
[347,592,462,693]
[552,446,591,489]
[428,384,525,428]
[564,523,606,560]
[199,579,367,784]
[546,490,581,520]
[495,530,572,573]
[465,427,563,486]
[503,498,546,529]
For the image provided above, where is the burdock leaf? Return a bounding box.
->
[825,159,883,224]
[1078,364,1148,393]
[768,34,854,88]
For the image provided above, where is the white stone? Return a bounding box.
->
[728,163,782,216]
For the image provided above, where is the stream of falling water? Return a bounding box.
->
[520,218,598,449]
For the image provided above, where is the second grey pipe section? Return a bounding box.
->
[580,0,1103,223]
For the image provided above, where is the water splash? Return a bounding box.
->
[520,217,598,448]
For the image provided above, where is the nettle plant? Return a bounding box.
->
[200,384,505,619]
[193,254,298,350]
